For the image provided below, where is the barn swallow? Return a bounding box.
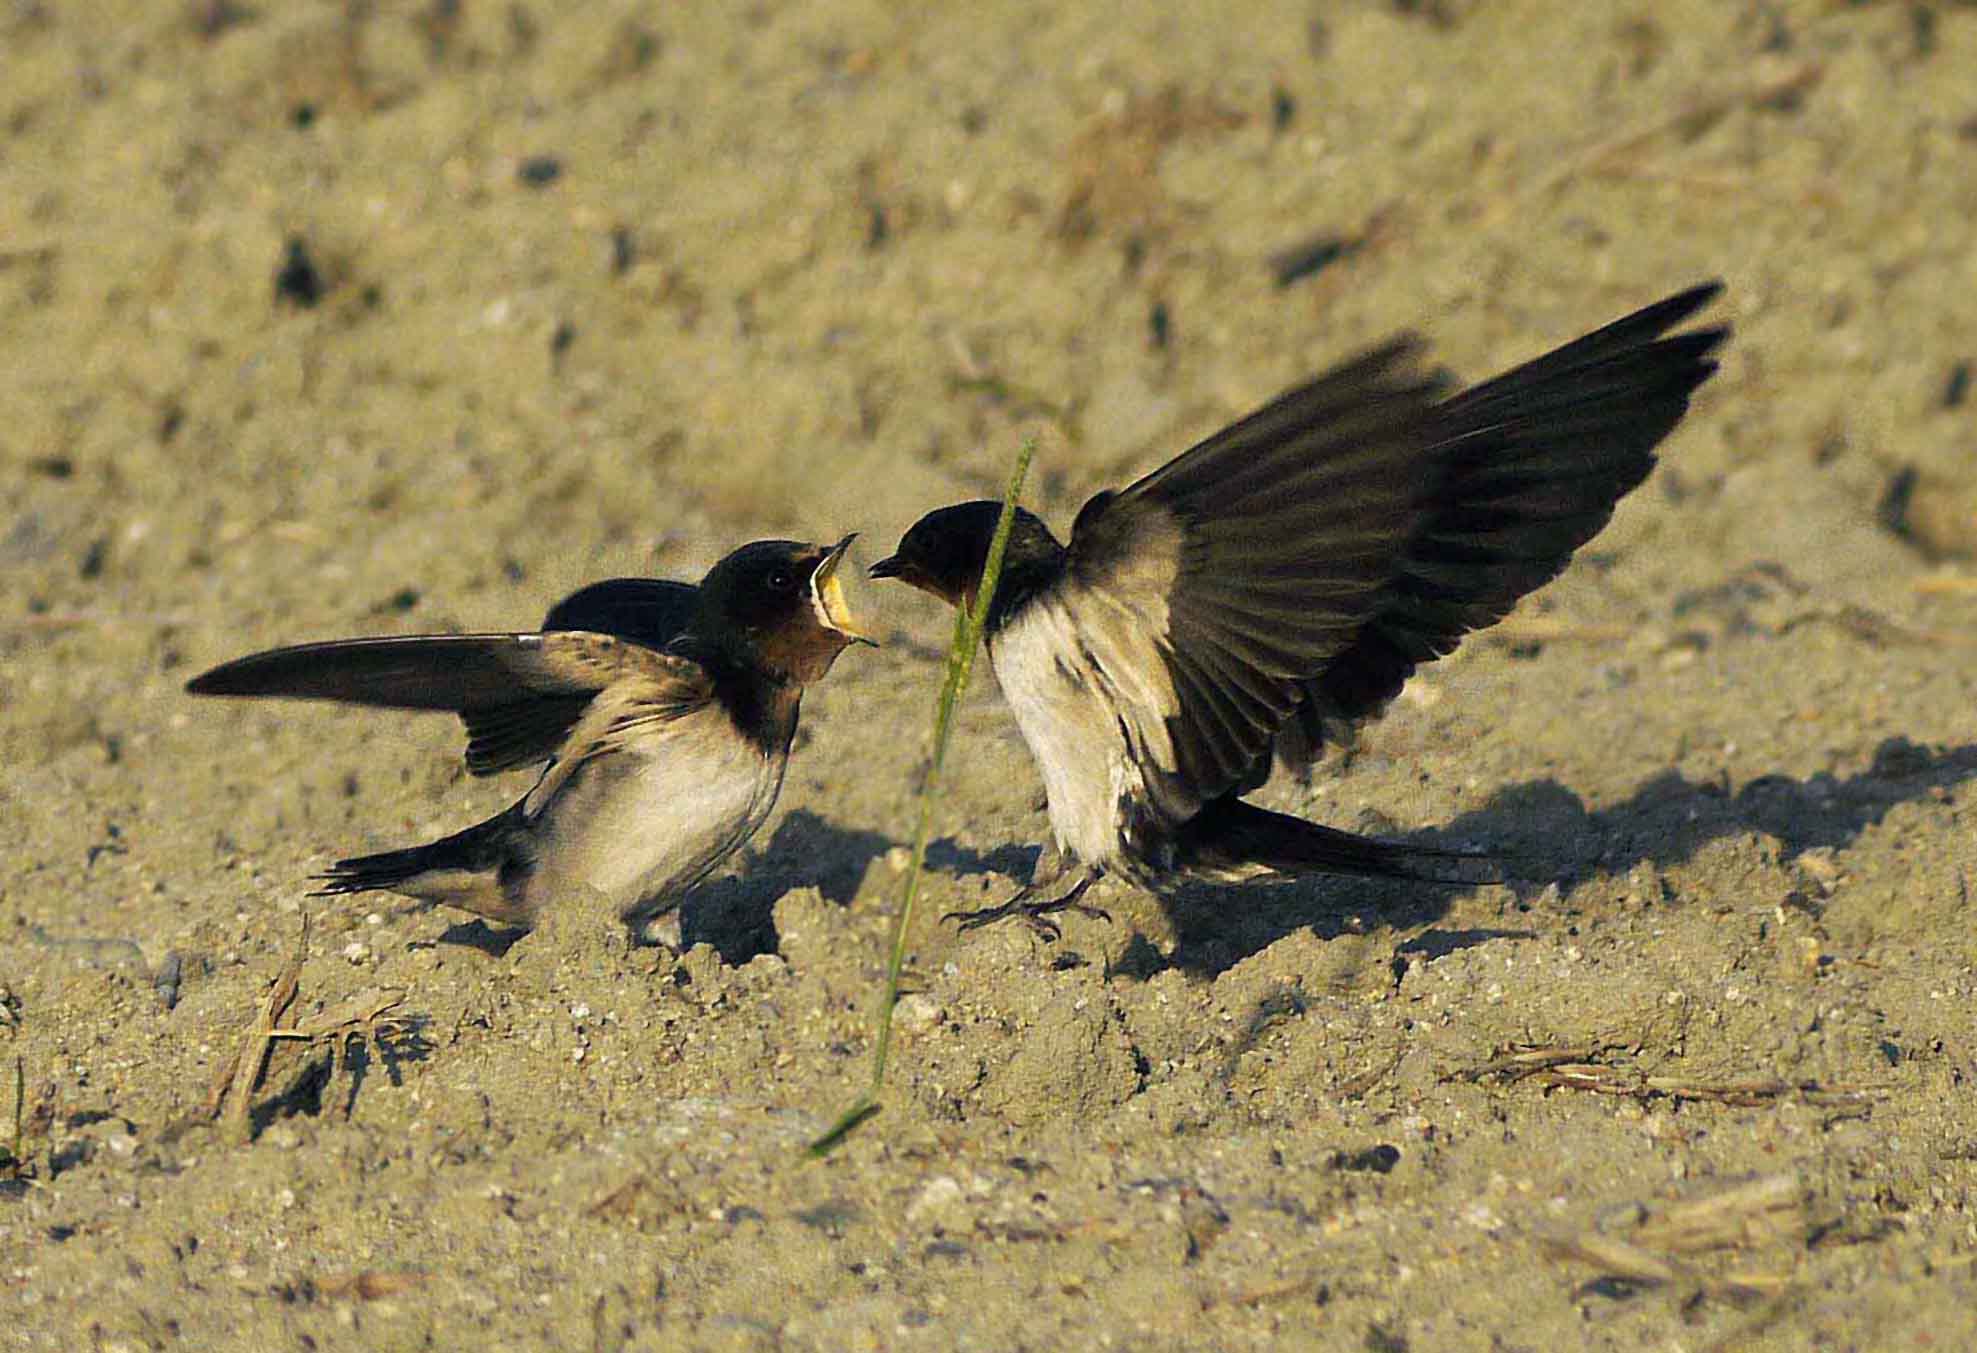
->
[872,283,1727,935]
[187,536,874,931]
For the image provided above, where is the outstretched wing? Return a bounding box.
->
[186,628,713,775]
[1276,281,1728,772]
[1053,339,1450,830]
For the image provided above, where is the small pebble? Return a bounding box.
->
[906,1175,964,1225]
[895,993,943,1033]
[517,155,563,187]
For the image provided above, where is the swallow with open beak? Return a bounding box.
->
[187,536,874,931]
[871,284,1727,935]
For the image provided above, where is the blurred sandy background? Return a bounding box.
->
[3,2,1976,1348]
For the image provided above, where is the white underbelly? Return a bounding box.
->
[991,607,1135,871]
[529,713,782,917]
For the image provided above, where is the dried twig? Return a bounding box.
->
[1773,604,1964,649]
[1334,1044,1407,1100]
[1453,1042,1886,1108]
[1207,1273,1328,1309]
[1542,1173,1810,1303]
[1539,1064,1884,1108]
[270,987,408,1041]
[1502,56,1825,216]
[584,1175,654,1221]
[1448,1042,1628,1083]
[220,918,309,1141]
[314,1270,430,1301]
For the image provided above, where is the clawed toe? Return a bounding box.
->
[942,902,1064,941]
[941,877,1108,942]
[944,901,1031,935]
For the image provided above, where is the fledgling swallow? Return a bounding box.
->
[187,537,874,931]
[872,284,1728,934]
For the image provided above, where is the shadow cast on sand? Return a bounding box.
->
[925,837,1041,882]
[681,810,896,965]
[1148,735,1976,979]
[681,822,1042,965]
[421,737,1972,978]
[435,918,529,957]
[422,810,896,966]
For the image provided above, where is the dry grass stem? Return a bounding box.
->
[1455,1042,1887,1108]
[1543,1173,1811,1304]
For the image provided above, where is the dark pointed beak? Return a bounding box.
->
[867,554,903,580]
[809,534,878,647]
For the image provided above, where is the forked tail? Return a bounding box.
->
[1177,797,1503,886]
[312,801,532,923]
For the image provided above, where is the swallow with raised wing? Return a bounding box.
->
[871,284,1728,935]
[187,537,874,930]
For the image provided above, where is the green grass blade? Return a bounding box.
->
[808,434,1038,1156]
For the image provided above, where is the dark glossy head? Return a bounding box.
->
[868,502,1064,612]
[695,535,875,684]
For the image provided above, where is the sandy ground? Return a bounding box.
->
[4,1,1977,1348]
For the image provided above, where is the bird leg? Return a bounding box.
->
[944,850,1110,941]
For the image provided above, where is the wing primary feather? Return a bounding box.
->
[1271,283,1727,777]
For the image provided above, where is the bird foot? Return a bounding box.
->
[943,876,1109,942]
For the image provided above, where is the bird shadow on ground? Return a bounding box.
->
[426,810,897,964]
[925,838,1041,881]
[436,918,529,957]
[682,809,896,964]
[1143,735,1976,980]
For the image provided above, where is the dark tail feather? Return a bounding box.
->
[1178,797,1501,886]
[312,842,446,897]
[312,802,533,924]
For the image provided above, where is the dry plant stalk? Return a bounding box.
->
[205,916,310,1142]
[1449,1041,1631,1082]
[584,1175,654,1221]
[1913,573,1977,596]
[1543,1173,1809,1302]
[314,1270,430,1301]
[1496,55,1825,219]
[1455,1042,1886,1109]
[200,920,415,1139]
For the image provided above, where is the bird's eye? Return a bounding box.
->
[768,568,795,591]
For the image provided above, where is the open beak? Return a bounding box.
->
[809,534,878,647]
